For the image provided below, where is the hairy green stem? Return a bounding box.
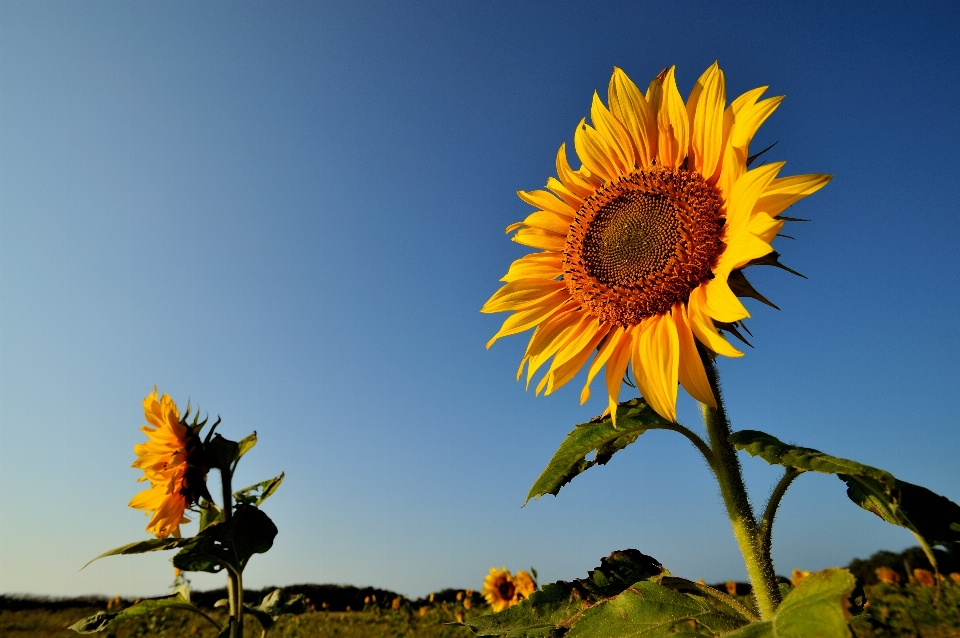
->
[220,468,243,638]
[758,468,802,560]
[699,351,781,620]
[660,422,715,470]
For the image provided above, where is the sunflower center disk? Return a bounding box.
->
[563,167,725,326]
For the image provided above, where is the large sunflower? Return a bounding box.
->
[129,388,208,538]
[482,62,830,422]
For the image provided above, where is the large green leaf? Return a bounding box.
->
[730,430,960,565]
[69,587,218,634]
[565,582,745,637]
[173,504,278,574]
[463,549,666,637]
[82,537,193,569]
[234,473,284,507]
[526,399,673,504]
[723,568,856,638]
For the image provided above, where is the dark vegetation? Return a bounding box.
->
[2,548,958,637]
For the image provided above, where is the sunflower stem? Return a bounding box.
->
[220,467,243,638]
[699,351,782,620]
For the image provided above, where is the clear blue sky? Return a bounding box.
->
[2,1,958,598]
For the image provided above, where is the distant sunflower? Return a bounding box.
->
[482,567,518,612]
[513,570,536,601]
[482,62,830,422]
[129,388,209,538]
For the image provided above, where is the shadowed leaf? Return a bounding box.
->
[731,430,960,569]
[82,538,193,569]
[174,504,278,574]
[526,399,673,503]
[69,587,216,634]
[234,473,284,507]
[244,588,308,631]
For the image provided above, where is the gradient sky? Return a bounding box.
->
[2,1,959,599]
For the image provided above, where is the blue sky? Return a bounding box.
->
[1,1,958,598]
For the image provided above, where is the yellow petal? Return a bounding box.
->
[687,62,726,180]
[511,227,567,251]
[608,67,655,168]
[717,231,775,273]
[509,210,571,236]
[688,288,743,358]
[746,212,784,245]
[702,275,750,323]
[556,143,599,199]
[547,322,611,395]
[482,280,567,313]
[590,91,634,174]
[652,66,690,169]
[546,176,584,210]
[730,89,782,153]
[574,119,617,182]
[631,315,679,422]
[500,252,564,283]
[580,326,626,404]
[604,325,636,427]
[754,173,832,217]
[518,189,577,218]
[525,310,584,388]
[486,289,570,348]
[726,162,784,238]
[673,303,716,407]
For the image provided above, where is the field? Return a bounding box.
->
[2,578,959,638]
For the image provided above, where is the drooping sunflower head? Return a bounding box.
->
[129,387,209,538]
[482,62,830,422]
[482,567,518,612]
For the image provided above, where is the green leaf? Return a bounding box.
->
[82,538,193,569]
[198,498,223,532]
[206,433,240,470]
[244,588,308,631]
[565,582,745,637]
[236,432,257,461]
[463,549,666,637]
[527,399,673,504]
[723,568,856,638]
[69,588,217,633]
[234,473,284,507]
[730,430,960,566]
[173,504,278,574]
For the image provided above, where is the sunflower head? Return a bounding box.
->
[128,387,210,538]
[482,62,830,422]
[482,567,536,611]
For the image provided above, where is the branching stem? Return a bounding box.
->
[699,349,782,620]
[758,468,803,559]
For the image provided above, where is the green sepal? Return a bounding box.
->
[234,473,284,507]
[731,430,960,567]
[173,504,278,574]
[69,586,218,634]
[723,568,857,638]
[463,549,666,636]
[243,588,308,631]
[81,537,193,569]
[526,399,673,504]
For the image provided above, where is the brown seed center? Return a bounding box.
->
[498,582,515,600]
[562,167,724,326]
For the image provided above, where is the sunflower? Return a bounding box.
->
[482,567,517,611]
[482,62,830,422]
[513,570,536,601]
[129,388,209,538]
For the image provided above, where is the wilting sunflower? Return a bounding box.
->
[482,62,830,422]
[129,388,209,538]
